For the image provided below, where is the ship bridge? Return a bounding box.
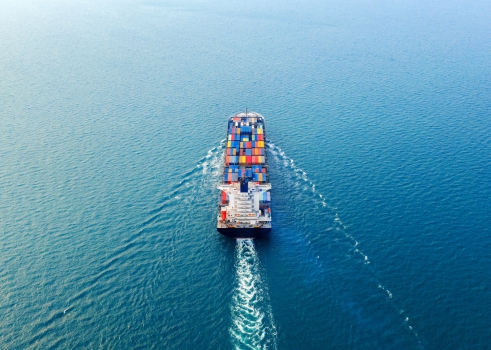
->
[217,181,272,229]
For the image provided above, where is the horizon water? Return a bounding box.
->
[1,0,491,349]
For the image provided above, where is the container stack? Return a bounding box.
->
[258,191,271,203]
[223,173,239,182]
[223,113,267,178]
[253,173,267,182]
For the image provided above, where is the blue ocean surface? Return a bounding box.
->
[1,0,490,348]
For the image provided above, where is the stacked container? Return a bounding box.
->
[223,113,268,182]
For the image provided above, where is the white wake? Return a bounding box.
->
[230,239,277,350]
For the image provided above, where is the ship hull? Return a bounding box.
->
[217,111,272,239]
[217,227,271,239]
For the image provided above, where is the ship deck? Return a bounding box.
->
[217,112,272,237]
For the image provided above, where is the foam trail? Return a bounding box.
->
[267,141,334,209]
[230,240,277,350]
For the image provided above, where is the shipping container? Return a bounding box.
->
[226,173,238,182]
[253,173,265,182]
[227,156,238,164]
[252,148,264,156]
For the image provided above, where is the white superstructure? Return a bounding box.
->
[217,181,272,229]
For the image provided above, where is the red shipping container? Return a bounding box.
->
[221,210,226,220]
[257,134,264,141]
[252,156,257,164]
[246,142,252,149]
[221,191,227,202]
[246,156,252,164]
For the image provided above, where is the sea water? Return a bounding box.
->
[1,0,490,348]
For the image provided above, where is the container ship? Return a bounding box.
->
[217,112,272,238]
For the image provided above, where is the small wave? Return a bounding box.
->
[266,141,332,209]
[267,140,422,347]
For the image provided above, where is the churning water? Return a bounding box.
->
[230,239,277,350]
